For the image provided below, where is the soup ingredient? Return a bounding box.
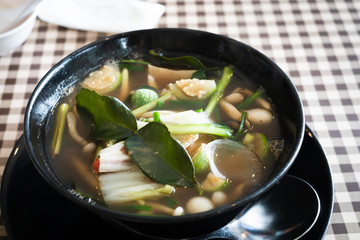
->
[243,133,268,160]
[99,167,175,206]
[51,103,69,156]
[204,66,233,115]
[224,92,244,105]
[173,206,185,216]
[219,99,244,121]
[166,123,232,138]
[191,143,209,173]
[125,122,199,188]
[119,59,149,72]
[131,88,159,108]
[94,141,134,173]
[201,172,227,192]
[66,111,87,146]
[76,88,137,140]
[212,191,227,206]
[268,137,284,160]
[169,79,216,100]
[147,64,196,89]
[234,111,248,139]
[131,92,172,117]
[149,49,209,69]
[82,64,121,94]
[186,196,214,214]
[236,87,264,110]
[146,110,211,125]
[119,68,129,101]
[246,108,273,126]
[206,139,262,181]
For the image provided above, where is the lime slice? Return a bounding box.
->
[191,143,209,173]
[82,64,121,94]
[169,79,216,100]
[243,133,268,160]
[131,88,158,108]
[201,172,227,192]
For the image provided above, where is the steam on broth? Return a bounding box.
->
[48,51,284,216]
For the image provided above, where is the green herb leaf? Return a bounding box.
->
[149,49,217,70]
[76,88,137,140]
[125,122,199,188]
[192,69,207,79]
[119,59,149,72]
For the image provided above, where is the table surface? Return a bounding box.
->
[0,0,359,239]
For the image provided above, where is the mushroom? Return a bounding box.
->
[186,196,214,214]
[246,108,274,126]
[219,99,243,121]
[224,92,245,105]
[147,64,196,89]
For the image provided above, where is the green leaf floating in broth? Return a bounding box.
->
[76,88,137,140]
[149,49,218,71]
[125,122,199,188]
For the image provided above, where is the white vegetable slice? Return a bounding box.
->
[205,139,262,181]
[99,169,174,206]
[147,64,196,89]
[155,110,212,125]
[98,141,133,173]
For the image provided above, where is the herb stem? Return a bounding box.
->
[204,66,233,115]
[51,103,69,156]
[132,92,172,117]
[236,87,264,110]
[166,123,233,137]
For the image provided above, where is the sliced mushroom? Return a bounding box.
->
[255,97,271,110]
[147,64,196,89]
[246,108,274,126]
[224,92,245,105]
[219,99,243,121]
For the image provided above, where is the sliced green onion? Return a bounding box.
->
[237,87,264,110]
[51,103,69,157]
[204,66,233,115]
[132,92,172,117]
[166,123,233,137]
[234,111,247,138]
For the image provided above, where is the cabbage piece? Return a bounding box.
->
[97,141,134,173]
[99,168,175,206]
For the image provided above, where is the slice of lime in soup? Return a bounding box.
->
[201,172,227,192]
[169,79,216,100]
[191,143,209,173]
[82,63,121,94]
[243,133,268,160]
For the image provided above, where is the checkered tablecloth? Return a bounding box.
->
[0,0,359,239]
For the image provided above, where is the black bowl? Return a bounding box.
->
[24,28,304,238]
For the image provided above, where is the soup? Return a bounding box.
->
[47,51,283,216]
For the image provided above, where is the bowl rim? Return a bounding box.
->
[24,28,305,223]
[0,10,37,38]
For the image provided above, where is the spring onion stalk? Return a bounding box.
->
[236,87,264,110]
[204,66,233,115]
[166,123,233,137]
[51,103,69,157]
[132,92,172,117]
[234,111,247,138]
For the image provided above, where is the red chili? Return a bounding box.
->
[93,157,100,173]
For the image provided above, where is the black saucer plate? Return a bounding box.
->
[0,125,333,239]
